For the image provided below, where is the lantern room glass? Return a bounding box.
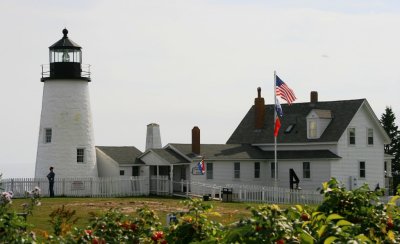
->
[50,49,82,63]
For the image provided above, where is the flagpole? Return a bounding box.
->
[274,71,278,188]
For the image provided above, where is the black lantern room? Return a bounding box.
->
[41,28,90,81]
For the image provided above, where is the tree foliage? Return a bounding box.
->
[380,106,400,173]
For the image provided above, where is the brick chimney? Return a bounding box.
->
[192,126,200,155]
[254,87,265,129]
[310,91,318,103]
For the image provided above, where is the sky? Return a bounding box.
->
[1,0,400,178]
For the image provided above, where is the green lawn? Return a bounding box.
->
[10,196,261,237]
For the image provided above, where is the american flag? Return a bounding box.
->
[276,75,296,104]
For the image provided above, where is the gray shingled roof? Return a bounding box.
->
[170,143,267,160]
[169,143,340,160]
[150,148,190,164]
[227,99,365,144]
[96,146,144,165]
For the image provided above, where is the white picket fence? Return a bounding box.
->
[176,180,322,204]
[225,183,323,204]
[1,177,323,204]
[150,176,170,196]
[1,177,149,198]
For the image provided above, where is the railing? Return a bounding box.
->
[188,181,222,200]
[41,64,91,79]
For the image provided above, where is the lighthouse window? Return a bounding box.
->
[44,128,52,143]
[77,148,85,163]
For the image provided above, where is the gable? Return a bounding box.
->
[227,99,365,144]
[340,101,391,145]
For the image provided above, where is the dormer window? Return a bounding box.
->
[306,109,332,139]
[308,120,317,138]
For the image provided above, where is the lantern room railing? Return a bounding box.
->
[41,64,91,79]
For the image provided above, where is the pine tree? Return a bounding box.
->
[380,107,400,173]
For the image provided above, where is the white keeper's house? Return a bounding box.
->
[34,29,392,195]
[129,89,392,192]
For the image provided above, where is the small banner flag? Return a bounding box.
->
[274,117,281,137]
[275,98,283,117]
[198,159,205,174]
[276,75,297,104]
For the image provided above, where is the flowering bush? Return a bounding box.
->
[3,177,400,243]
[47,206,165,243]
[48,205,79,236]
[166,198,224,243]
[223,204,300,243]
[22,186,42,215]
[0,185,41,243]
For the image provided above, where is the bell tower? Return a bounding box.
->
[35,29,98,178]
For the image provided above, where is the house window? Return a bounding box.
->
[384,161,387,177]
[348,128,356,145]
[132,167,139,176]
[206,163,213,179]
[367,128,374,145]
[77,148,85,163]
[159,166,169,176]
[120,170,125,176]
[303,162,310,179]
[152,166,158,175]
[234,162,240,179]
[254,162,260,178]
[271,162,276,179]
[308,120,317,138]
[45,128,52,143]
[359,161,366,178]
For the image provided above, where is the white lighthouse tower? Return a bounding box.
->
[35,29,98,178]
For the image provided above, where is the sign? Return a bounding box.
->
[191,166,203,175]
[71,181,85,190]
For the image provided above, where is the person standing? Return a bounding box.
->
[47,166,55,197]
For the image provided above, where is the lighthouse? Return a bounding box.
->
[35,29,98,178]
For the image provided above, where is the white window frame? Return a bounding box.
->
[367,128,374,145]
[348,128,356,145]
[234,162,240,179]
[44,128,52,143]
[359,161,366,178]
[206,163,213,179]
[77,148,85,163]
[308,120,317,139]
[303,162,311,179]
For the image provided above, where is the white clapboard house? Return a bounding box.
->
[100,89,392,193]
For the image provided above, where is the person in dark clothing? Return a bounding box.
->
[47,166,55,197]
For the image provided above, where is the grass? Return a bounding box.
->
[10,196,261,237]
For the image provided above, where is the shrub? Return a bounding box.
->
[0,185,41,243]
[166,198,224,243]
